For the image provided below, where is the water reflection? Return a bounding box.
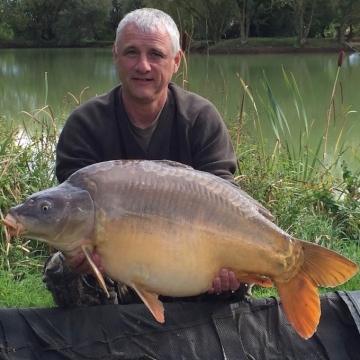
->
[0,48,118,119]
[347,52,360,66]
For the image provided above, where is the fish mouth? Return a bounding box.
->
[2,213,27,236]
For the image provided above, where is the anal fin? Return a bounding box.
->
[131,282,164,323]
[82,245,110,298]
[275,272,320,340]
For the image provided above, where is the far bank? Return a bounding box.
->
[0,37,357,55]
[190,38,356,55]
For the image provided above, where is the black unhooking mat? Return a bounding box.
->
[0,291,359,360]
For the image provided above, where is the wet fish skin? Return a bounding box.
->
[2,159,358,340]
[4,184,95,257]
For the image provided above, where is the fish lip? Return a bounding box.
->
[2,213,27,236]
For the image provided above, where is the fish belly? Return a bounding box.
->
[95,216,234,297]
[95,212,298,297]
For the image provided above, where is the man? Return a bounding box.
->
[43,8,249,307]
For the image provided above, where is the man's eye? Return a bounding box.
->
[151,52,162,58]
[125,50,136,56]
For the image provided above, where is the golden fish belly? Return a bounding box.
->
[94,213,303,297]
[96,217,221,296]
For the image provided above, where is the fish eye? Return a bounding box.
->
[41,201,52,212]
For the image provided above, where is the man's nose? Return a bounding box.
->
[135,54,151,73]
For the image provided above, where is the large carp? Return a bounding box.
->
[2,160,358,339]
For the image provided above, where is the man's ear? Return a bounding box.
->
[173,50,183,73]
[112,44,118,64]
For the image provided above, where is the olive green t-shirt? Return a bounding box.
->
[127,110,162,151]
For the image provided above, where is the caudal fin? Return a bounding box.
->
[275,240,358,340]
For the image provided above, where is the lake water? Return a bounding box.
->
[0,48,359,172]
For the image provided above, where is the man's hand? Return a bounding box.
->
[208,268,240,294]
[63,251,105,275]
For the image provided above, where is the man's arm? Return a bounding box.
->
[56,89,121,183]
[189,102,238,186]
[56,110,104,183]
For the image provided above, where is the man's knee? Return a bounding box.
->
[42,251,118,306]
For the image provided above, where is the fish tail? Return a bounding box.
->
[275,240,358,340]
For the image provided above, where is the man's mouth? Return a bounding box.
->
[133,78,152,82]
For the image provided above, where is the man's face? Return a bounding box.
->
[113,24,182,105]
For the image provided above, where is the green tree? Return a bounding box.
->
[82,0,112,40]
[109,0,123,34]
[273,0,318,45]
[54,0,112,45]
[233,0,256,44]
[308,0,336,38]
[3,0,113,44]
[249,0,294,37]
[5,0,70,42]
[0,0,13,40]
[110,0,144,34]
[0,0,6,22]
[333,0,360,43]
[147,0,234,43]
[144,0,194,36]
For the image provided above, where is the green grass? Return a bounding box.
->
[0,233,55,307]
[0,105,59,307]
[0,271,54,307]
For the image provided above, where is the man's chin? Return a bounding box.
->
[122,85,165,104]
[128,90,156,102]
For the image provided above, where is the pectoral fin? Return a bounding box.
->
[82,245,110,298]
[131,282,164,323]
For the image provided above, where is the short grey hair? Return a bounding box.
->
[114,8,180,56]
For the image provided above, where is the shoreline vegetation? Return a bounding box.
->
[0,42,359,308]
[0,37,358,55]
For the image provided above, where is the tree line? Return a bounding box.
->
[0,0,359,46]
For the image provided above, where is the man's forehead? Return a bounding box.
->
[120,24,171,49]
[124,23,169,39]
